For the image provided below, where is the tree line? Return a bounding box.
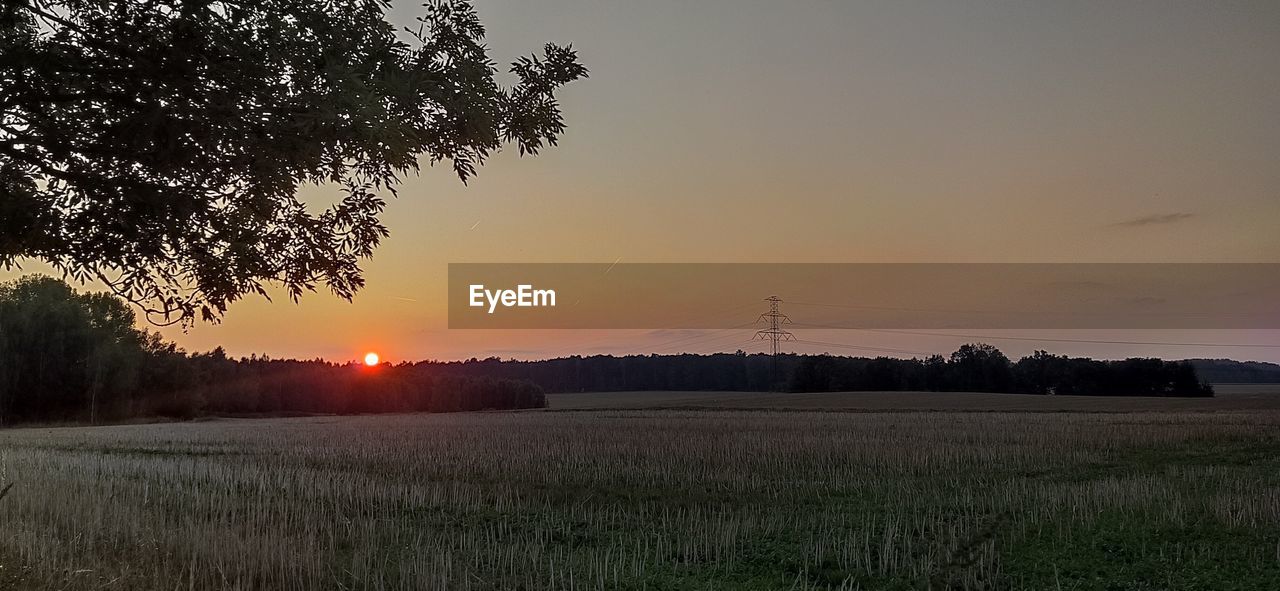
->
[422,343,1213,397]
[0,276,1214,425]
[1184,359,1280,384]
[0,276,545,425]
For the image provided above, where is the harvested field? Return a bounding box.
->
[2,408,1279,589]
[547,385,1280,412]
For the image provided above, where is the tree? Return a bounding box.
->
[0,274,551,423]
[0,275,149,422]
[1,0,586,324]
[80,291,145,421]
[1013,350,1062,394]
[948,343,1013,393]
[922,354,948,391]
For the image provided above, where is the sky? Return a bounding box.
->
[7,0,1280,363]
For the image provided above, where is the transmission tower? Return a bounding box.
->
[755,295,795,390]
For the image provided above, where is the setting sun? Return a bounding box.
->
[363,352,380,366]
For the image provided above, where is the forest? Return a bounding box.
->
[424,345,1213,397]
[0,276,1212,425]
[1185,358,1280,383]
[0,276,545,424]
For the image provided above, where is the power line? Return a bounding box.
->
[788,321,1280,349]
[787,300,1007,316]
[649,325,759,354]
[647,318,760,350]
[700,338,770,354]
[792,339,938,357]
[538,294,1278,364]
[545,300,761,356]
[787,300,1268,319]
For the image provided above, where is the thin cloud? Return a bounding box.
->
[1110,212,1196,228]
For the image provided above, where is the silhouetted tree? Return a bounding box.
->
[792,354,836,392]
[0,275,548,423]
[417,343,1212,398]
[1013,350,1061,394]
[0,276,1216,425]
[1,0,586,323]
[0,275,150,422]
[923,354,949,391]
[948,343,1013,392]
[1186,359,1280,383]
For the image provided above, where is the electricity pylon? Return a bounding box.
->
[755,295,794,390]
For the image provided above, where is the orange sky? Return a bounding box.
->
[6,1,1280,363]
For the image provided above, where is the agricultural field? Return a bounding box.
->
[2,405,1279,590]
[548,384,1280,412]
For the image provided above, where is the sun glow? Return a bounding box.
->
[363,352,380,366]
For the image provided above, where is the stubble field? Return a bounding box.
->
[1,398,1279,590]
[547,384,1280,412]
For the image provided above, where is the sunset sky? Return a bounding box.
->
[7,0,1280,362]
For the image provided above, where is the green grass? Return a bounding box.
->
[1,410,1278,590]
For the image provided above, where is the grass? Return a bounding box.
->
[547,385,1280,412]
[1,407,1278,590]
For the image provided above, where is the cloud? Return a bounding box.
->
[1110,212,1196,228]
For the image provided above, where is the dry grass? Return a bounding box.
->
[1,409,1278,590]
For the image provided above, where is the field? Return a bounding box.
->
[548,385,1280,412]
[1,392,1279,590]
